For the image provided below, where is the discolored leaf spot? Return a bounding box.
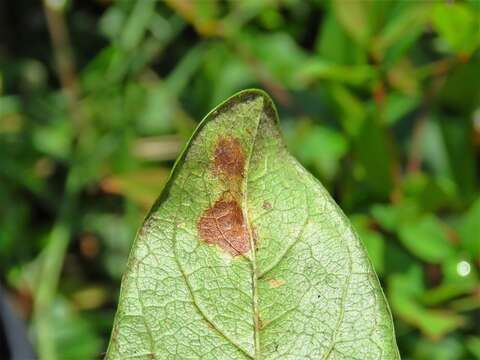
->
[213,137,245,179]
[262,201,272,210]
[197,199,250,256]
[268,278,285,288]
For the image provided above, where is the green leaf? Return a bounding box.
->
[458,196,480,257]
[332,0,370,48]
[36,297,103,360]
[432,3,479,55]
[398,215,455,263]
[371,201,421,232]
[389,266,465,339]
[315,12,367,65]
[439,115,476,200]
[412,336,465,360]
[101,168,170,208]
[106,90,399,359]
[297,59,377,87]
[467,337,480,358]
[373,2,431,59]
[355,116,394,199]
[286,120,348,182]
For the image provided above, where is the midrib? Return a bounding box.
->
[242,111,263,359]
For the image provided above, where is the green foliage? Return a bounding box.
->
[0,0,479,359]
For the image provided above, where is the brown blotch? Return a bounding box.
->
[213,137,245,178]
[258,317,264,330]
[268,278,285,288]
[197,199,251,256]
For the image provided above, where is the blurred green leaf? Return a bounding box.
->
[120,0,156,51]
[297,60,377,87]
[34,298,103,360]
[315,12,366,65]
[432,3,480,55]
[401,172,457,212]
[389,265,465,339]
[83,213,138,279]
[439,115,476,201]
[33,120,73,160]
[398,215,455,263]
[373,2,431,60]
[437,61,480,114]
[101,168,170,208]
[332,0,370,48]
[328,84,367,136]
[421,254,477,305]
[238,32,308,87]
[384,92,420,125]
[286,120,348,181]
[458,196,480,257]
[355,116,394,198]
[0,95,21,118]
[467,337,480,359]
[412,336,466,360]
[371,201,421,232]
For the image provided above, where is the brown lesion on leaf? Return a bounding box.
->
[197,198,251,256]
[258,316,264,330]
[262,201,272,210]
[213,136,245,179]
[268,278,285,288]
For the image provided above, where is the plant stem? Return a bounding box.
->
[42,0,83,130]
[34,2,83,359]
[33,181,77,360]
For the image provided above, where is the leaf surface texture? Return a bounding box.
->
[107,90,399,359]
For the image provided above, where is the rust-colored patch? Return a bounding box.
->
[268,278,285,288]
[258,317,264,330]
[213,137,245,179]
[197,199,251,256]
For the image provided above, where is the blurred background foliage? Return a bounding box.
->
[0,0,480,359]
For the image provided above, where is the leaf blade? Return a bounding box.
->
[107,89,399,359]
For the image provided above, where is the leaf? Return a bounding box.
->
[297,59,377,87]
[372,2,431,61]
[398,215,455,263]
[389,266,465,340]
[432,3,479,55]
[458,196,480,257]
[438,115,476,201]
[106,90,399,359]
[412,337,465,360]
[101,168,170,208]
[286,120,348,182]
[315,12,367,66]
[332,0,370,48]
[467,337,480,358]
[38,297,103,360]
[354,116,394,199]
